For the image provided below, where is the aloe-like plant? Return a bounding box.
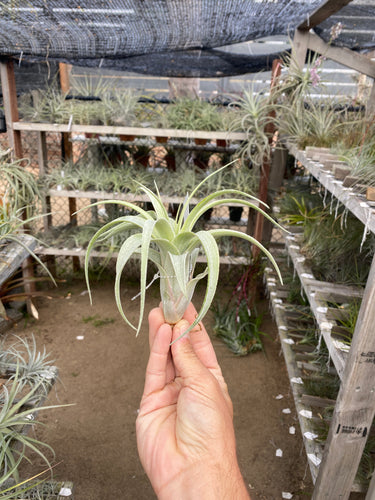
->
[228,87,275,168]
[84,166,282,338]
[0,368,60,486]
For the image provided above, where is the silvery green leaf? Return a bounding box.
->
[115,233,143,330]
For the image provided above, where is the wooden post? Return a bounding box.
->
[0,59,23,159]
[59,63,80,271]
[0,59,37,308]
[313,253,375,498]
[251,59,282,258]
[291,29,310,70]
[37,131,56,276]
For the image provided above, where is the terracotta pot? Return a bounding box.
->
[120,134,135,142]
[156,136,168,144]
[194,138,208,146]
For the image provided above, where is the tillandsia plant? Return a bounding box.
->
[84,166,283,339]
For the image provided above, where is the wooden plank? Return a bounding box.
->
[307,32,375,79]
[264,268,324,483]
[37,131,53,231]
[0,59,23,159]
[0,235,37,287]
[313,253,375,499]
[288,142,375,235]
[34,246,249,266]
[366,470,375,499]
[284,235,349,378]
[298,0,353,30]
[292,29,310,69]
[12,121,247,141]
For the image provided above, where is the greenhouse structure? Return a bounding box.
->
[1,0,375,498]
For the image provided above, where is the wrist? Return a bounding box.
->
[155,460,250,500]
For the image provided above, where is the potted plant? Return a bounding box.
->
[83,165,283,338]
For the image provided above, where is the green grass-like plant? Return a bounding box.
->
[84,166,282,338]
[212,300,266,355]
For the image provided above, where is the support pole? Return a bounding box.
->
[0,58,36,309]
[0,59,23,159]
[251,59,282,259]
[313,253,375,498]
[59,63,80,272]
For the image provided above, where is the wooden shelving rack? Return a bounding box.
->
[277,143,375,498]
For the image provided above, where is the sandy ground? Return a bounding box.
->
[14,274,314,499]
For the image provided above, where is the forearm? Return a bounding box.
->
[155,460,251,500]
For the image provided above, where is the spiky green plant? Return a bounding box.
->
[228,87,275,167]
[0,368,63,486]
[84,166,283,338]
[0,150,41,217]
[212,300,266,356]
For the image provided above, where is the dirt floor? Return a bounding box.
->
[14,272,315,500]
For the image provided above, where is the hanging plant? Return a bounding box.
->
[83,166,283,339]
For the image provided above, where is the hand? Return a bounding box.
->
[136,303,250,499]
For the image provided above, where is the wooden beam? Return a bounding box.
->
[307,32,375,78]
[12,121,247,141]
[0,59,23,159]
[298,0,353,31]
[313,253,375,498]
[292,29,310,69]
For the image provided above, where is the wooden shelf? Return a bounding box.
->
[0,234,37,287]
[284,233,363,380]
[264,266,324,484]
[288,142,375,235]
[35,245,249,266]
[13,121,247,142]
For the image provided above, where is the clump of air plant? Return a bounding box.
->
[84,166,283,339]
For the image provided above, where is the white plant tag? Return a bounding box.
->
[276,448,283,457]
[289,426,296,435]
[275,394,284,400]
[282,338,294,345]
[282,408,291,414]
[308,453,321,467]
[304,431,318,440]
[291,377,303,384]
[282,493,293,499]
[58,488,72,497]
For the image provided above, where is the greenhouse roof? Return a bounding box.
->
[0,0,374,76]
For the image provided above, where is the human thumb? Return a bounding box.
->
[171,319,206,380]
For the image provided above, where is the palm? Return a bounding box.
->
[136,304,234,497]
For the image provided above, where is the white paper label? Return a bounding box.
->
[304,431,318,440]
[308,453,322,467]
[299,409,313,418]
[58,488,72,497]
[283,338,294,345]
[291,377,303,384]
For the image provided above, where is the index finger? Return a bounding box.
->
[182,302,220,371]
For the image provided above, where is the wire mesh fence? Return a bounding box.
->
[17,129,266,277]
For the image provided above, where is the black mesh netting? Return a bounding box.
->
[0,0,374,76]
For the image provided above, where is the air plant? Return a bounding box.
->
[228,87,275,168]
[2,335,55,394]
[84,165,283,339]
[0,149,41,218]
[212,299,266,355]
[165,97,224,131]
[0,368,61,486]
